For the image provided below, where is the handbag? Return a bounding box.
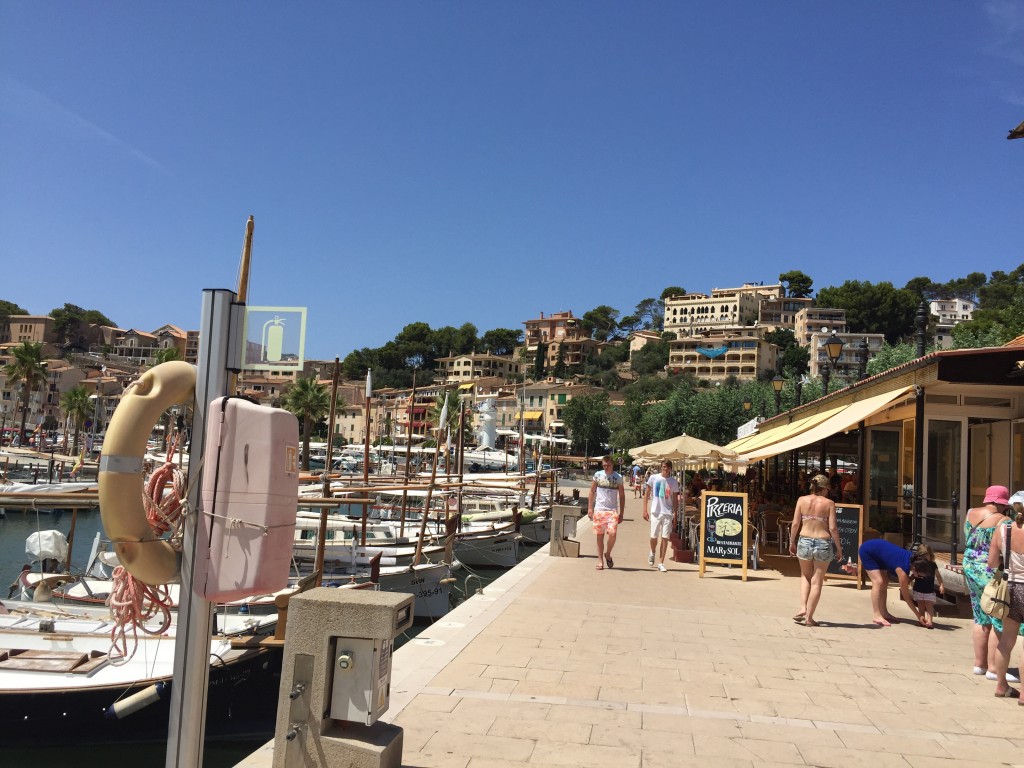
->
[981,524,1012,620]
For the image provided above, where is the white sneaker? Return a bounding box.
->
[973,666,987,676]
[648,553,655,566]
[658,563,667,572]
[986,671,1021,682]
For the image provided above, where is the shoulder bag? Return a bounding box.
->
[981,523,1012,621]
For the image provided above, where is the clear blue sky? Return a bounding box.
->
[1,2,1021,361]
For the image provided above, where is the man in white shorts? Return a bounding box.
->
[643,460,680,572]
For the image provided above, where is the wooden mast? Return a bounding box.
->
[314,357,341,586]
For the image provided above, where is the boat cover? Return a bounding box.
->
[26,530,69,561]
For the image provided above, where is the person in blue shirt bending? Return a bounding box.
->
[846,538,925,627]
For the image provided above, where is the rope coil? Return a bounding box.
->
[108,435,185,665]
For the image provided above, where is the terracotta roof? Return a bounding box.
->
[1005,333,1024,347]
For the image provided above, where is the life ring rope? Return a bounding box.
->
[108,435,187,663]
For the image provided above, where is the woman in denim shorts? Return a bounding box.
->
[788,474,843,626]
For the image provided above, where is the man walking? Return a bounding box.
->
[588,455,626,570]
[643,460,680,572]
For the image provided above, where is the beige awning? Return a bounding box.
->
[741,386,913,462]
[725,406,846,454]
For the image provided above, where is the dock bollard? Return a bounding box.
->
[273,588,414,768]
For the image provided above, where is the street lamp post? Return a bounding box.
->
[771,375,784,415]
[858,337,869,380]
[821,333,845,396]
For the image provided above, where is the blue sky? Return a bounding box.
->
[1,2,1021,362]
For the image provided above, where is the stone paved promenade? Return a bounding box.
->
[383,492,1022,768]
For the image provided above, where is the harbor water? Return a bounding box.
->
[0,501,549,768]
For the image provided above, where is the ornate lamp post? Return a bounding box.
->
[742,398,752,413]
[771,375,785,414]
[821,333,845,396]
[858,337,870,380]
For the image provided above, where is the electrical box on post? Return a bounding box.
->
[273,588,414,768]
[329,637,393,725]
[196,396,300,601]
[550,504,581,558]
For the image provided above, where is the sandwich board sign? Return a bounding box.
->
[824,503,865,589]
[699,491,748,581]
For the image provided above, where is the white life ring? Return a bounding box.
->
[99,361,196,585]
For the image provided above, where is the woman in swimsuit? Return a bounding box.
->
[789,474,843,626]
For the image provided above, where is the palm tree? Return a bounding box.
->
[60,385,92,455]
[283,376,330,471]
[3,342,46,445]
[151,347,182,450]
[152,347,181,365]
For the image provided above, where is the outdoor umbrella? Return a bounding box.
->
[628,433,738,463]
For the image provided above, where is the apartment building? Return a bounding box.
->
[0,315,56,345]
[930,298,976,350]
[667,326,778,382]
[663,284,779,337]
[807,332,885,380]
[758,296,815,331]
[518,378,599,436]
[436,352,521,383]
[793,307,848,347]
[521,310,606,375]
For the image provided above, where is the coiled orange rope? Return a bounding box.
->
[108,436,185,664]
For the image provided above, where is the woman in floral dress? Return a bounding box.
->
[962,486,1019,687]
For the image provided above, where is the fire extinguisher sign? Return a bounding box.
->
[240,306,307,372]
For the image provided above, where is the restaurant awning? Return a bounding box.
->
[725,405,846,454]
[740,386,913,462]
[521,410,543,419]
[457,383,474,390]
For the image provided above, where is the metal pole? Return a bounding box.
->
[913,385,925,544]
[950,490,959,565]
[361,369,372,545]
[165,288,237,768]
[822,363,831,396]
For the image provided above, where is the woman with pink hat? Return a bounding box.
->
[963,485,1020,692]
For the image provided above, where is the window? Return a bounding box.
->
[557,394,566,404]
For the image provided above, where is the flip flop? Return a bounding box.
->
[595,563,604,570]
[792,612,806,621]
[994,688,1020,698]
[605,555,614,569]
[804,619,820,627]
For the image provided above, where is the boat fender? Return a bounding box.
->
[99,361,196,586]
[105,681,169,720]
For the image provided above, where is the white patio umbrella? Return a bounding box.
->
[628,433,738,463]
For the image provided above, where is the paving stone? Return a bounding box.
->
[530,741,640,768]
[421,732,536,762]
[546,702,642,727]
[369,492,1015,768]
[489,717,591,745]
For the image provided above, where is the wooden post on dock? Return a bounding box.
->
[414,398,447,566]
[399,369,417,538]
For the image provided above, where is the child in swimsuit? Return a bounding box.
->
[910,547,944,628]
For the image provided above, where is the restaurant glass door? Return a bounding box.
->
[868,427,901,534]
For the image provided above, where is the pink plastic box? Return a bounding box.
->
[196,396,300,601]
